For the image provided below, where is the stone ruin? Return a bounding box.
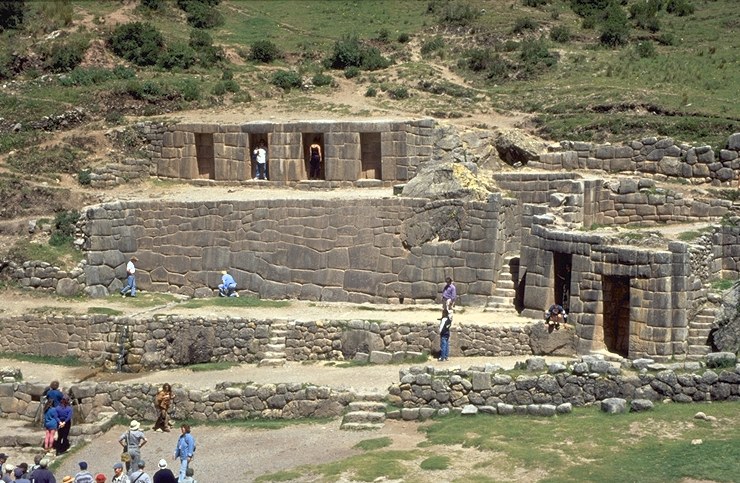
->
[5,119,740,363]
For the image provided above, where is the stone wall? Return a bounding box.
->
[0,314,540,372]
[390,356,740,410]
[534,133,740,185]
[5,260,86,296]
[141,119,435,183]
[81,196,508,304]
[89,158,153,188]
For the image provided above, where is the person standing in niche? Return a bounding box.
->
[309,138,322,180]
[441,276,457,313]
[253,140,268,180]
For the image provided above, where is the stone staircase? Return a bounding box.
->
[484,255,519,312]
[259,320,288,367]
[686,306,717,360]
[340,392,387,430]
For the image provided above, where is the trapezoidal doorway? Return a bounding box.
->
[360,132,381,179]
[195,133,215,179]
[602,275,630,357]
[553,252,572,311]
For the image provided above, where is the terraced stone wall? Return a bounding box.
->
[533,133,740,185]
[81,196,510,304]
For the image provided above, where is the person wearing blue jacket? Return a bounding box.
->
[218,271,238,297]
[174,424,195,483]
[43,403,61,452]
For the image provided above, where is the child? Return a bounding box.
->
[438,309,452,361]
[545,303,567,330]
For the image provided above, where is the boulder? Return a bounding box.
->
[56,278,81,297]
[529,323,577,356]
[601,398,627,414]
[494,129,546,166]
[401,162,496,202]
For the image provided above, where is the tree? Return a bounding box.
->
[599,2,629,47]
[0,0,25,30]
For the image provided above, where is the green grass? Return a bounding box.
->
[711,279,737,292]
[177,296,290,309]
[353,437,392,451]
[7,239,84,271]
[87,307,124,316]
[419,455,450,471]
[119,292,180,308]
[0,352,85,367]
[188,361,240,372]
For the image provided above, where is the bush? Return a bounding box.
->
[50,210,80,246]
[657,32,677,46]
[77,169,91,186]
[344,66,360,79]
[666,0,694,16]
[178,78,200,101]
[59,66,135,86]
[486,55,511,81]
[520,37,559,75]
[177,0,224,29]
[46,41,88,73]
[635,41,656,58]
[421,36,445,56]
[125,79,177,102]
[523,0,548,6]
[437,1,481,27]
[550,25,571,43]
[140,0,165,10]
[466,48,495,72]
[212,79,239,95]
[629,0,661,32]
[327,35,390,71]
[513,17,538,34]
[158,42,197,70]
[375,28,390,43]
[397,32,410,43]
[250,39,281,63]
[271,70,301,91]
[311,72,333,87]
[599,3,630,47]
[569,0,612,19]
[108,22,165,66]
[388,86,409,99]
[365,86,377,97]
[0,0,25,30]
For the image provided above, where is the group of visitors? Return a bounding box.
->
[41,381,73,456]
[0,453,61,483]
[118,419,196,483]
[438,277,456,362]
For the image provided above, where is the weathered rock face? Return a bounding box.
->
[713,285,740,353]
[528,323,577,356]
[401,162,497,202]
[494,129,546,166]
[339,329,385,358]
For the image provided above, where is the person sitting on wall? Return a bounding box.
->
[218,271,238,297]
[544,303,567,331]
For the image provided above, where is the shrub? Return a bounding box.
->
[656,32,677,46]
[140,0,165,10]
[520,37,559,75]
[125,79,177,102]
[550,25,571,43]
[78,169,91,186]
[344,66,360,79]
[397,32,410,43]
[486,55,511,81]
[635,41,657,58]
[523,0,548,6]
[311,72,333,87]
[388,86,409,99]
[629,0,661,32]
[250,39,281,63]
[0,0,25,30]
[212,79,239,95]
[270,70,301,91]
[46,41,88,73]
[59,66,135,86]
[466,48,495,72]
[375,28,390,43]
[666,0,694,16]
[360,46,390,70]
[599,2,630,47]
[108,22,165,66]
[177,0,224,29]
[328,35,363,69]
[421,36,445,56]
[178,78,200,101]
[513,17,538,34]
[570,0,612,19]
[365,86,377,97]
[158,42,197,70]
[437,1,481,27]
[50,210,80,246]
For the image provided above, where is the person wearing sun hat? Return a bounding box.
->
[111,463,129,483]
[94,474,107,483]
[119,420,148,474]
[152,459,176,483]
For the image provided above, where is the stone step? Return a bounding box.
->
[259,358,286,367]
[354,392,387,402]
[348,401,386,412]
[690,320,714,329]
[342,411,386,424]
[266,343,286,351]
[271,329,288,337]
[688,328,711,336]
[488,295,514,304]
[496,279,515,290]
[693,316,715,325]
[340,422,385,431]
[263,351,285,359]
[687,345,711,356]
